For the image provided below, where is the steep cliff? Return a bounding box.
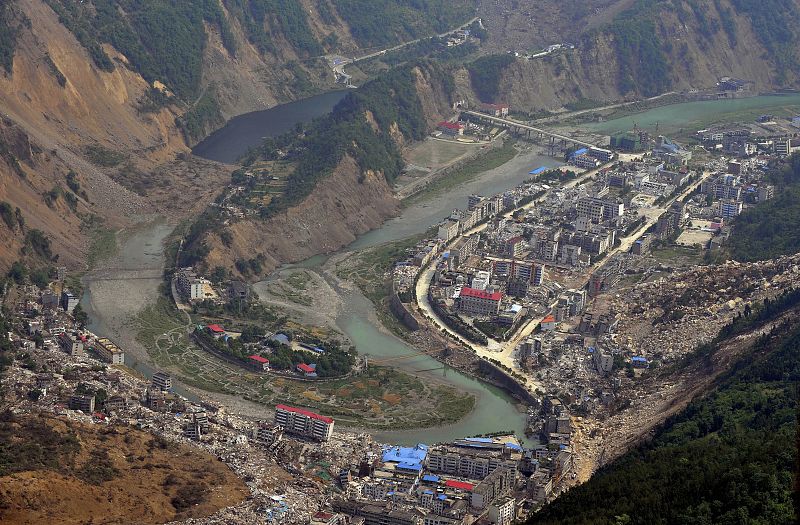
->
[465,0,800,111]
[0,0,470,272]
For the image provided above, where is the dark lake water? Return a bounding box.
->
[191,90,349,163]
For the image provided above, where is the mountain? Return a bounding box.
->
[526,291,800,524]
[464,0,800,111]
[1,0,799,275]
[0,0,471,272]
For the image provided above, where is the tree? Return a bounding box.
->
[72,303,89,328]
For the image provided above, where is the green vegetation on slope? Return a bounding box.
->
[730,153,800,261]
[730,0,799,80]
[0,4,24,74]
[333,0,472,48]
[225,0,320,56]
[177,87,224,144]
[467,54,515,103]
[528,311,799,525]
[245,61,448,215]
[44,0,234,98]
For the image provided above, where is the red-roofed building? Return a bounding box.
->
[248,355,270,371]
[480,103,510,117]
[275,404,335,441]
[296,363,316,376]
[207,324,226,337]
[445,479,475,491]
[438,121,464,136]
[541,315,557,331]
[458,287,502,316]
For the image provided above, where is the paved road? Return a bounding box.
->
[329,17,481,84]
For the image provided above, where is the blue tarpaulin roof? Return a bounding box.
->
[438,494,447,500]
[422,474,440,482]
[632,356,648,362]
[529,166,547,175]
[382,444,429,464]
[504,442,523,451]
[398,462,422,471]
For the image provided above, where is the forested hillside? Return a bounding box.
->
[731,153,800,261]
[527,304,799,525]
[465,0,800,108]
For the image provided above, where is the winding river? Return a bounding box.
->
[83,91,800,446]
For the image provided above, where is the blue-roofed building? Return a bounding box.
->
[631,356,649,368]
[529,166,547,175]
[382,444,429,464]
[465,437,494,443]
[422,474,440,483]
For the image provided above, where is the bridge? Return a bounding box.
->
[461,110,598,152]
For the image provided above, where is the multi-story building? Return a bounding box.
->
[487,497,516,525]
[588,147,614,162]
[470,467,516,510]
[58,332,85,357]
[333,500,422,525]
[94,337,125,365]
[253,422,284,446]
[717,199,743,219]
[60,291,79,313]
[576,197,624,224]
[458,287,502,317]
[69,394,95,413]
[151,371,172,392]
[427,446,515,480]
[275,404,335,441]
[437,219,461,242]
[480,103,510,117]
[175,268,213,302]
[570,154,600,169]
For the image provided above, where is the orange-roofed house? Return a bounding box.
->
[541,315,558,331]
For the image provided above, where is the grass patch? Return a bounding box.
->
[84,145,129,167]
[87,228,118,270]
[651,244,703,266]
[403,139,518,207]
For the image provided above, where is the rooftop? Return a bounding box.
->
[275,404,334,424]
[460,287,502,301]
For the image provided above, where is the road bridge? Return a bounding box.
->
[461,110,598,150]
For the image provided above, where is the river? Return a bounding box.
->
[583,93,800,136]
[85,92,800,446]
[250,146,561,446]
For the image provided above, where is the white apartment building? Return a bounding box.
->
[275,404,335,441]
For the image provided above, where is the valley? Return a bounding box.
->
[0,0,799,524]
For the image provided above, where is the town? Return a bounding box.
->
[3,94,800,524]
